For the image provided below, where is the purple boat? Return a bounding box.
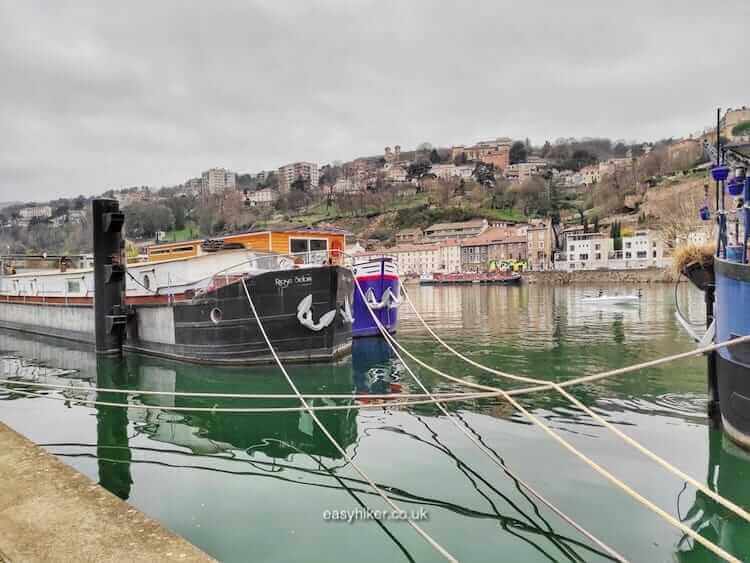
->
[351,256,400,338]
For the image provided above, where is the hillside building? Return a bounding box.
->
[278,162,319,193]
[201,168,237,195]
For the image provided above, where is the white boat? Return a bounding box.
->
[580,291,641,304]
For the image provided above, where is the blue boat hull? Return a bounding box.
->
[715,257,750,448]
[351,258,400,338]
[352,276,399,337]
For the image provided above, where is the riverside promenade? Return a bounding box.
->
[0,422,213,562]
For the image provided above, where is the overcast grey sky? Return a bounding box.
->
[1,0,748,202]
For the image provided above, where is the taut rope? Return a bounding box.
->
[353,278,627,562]
[239,278,458,562]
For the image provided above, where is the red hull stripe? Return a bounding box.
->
[355,274,399,283]
[0,294,189,306]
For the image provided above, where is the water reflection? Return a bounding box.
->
[96,358,133,500]
[676,429,750,562]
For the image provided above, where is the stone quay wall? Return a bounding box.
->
[524,267,680,285]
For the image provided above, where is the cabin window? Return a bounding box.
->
[142,274,151,290]
[210,308,223,324]
[290,238,329,264]
[66,280,81,294]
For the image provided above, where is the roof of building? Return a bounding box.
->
[461,227,527,247]
[425,219,487,232]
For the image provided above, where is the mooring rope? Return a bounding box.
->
[399,284,750,526]
[2,385,501,413]
[239,278,458,562]
[353,279,628,562]
[0,376,481,401]
[393,284,743,562]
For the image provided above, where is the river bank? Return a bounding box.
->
[0,422,213,563]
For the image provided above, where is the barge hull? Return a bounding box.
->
[0,266,354,366]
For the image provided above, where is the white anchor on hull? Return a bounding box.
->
[340,294,354,324]
[365,287,401,310]
[297,294,337,331]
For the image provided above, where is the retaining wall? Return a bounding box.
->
[524,267,680,285]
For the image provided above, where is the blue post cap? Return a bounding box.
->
[727,179,744,196]
[711,165,730,182]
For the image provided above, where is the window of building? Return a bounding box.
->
[595,253,601,260]
[652,251,657,258]
[637,251,647,259]
[625,252,632,259]
[595,243,600,250]
[579,253,589,261]
[625,242,632,249]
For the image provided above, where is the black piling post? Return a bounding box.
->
[705,283,720,427]
[92,199,127,355]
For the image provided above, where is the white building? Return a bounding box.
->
[505,162,544,183]
[429,163,476,180]
[278,162,320,192]
[19,205,52,220]
[333,178,359,194]
[609,230,670,268]
[202,168,237,194]
[244,188,278,207]
[555,229,670,271]
[559,232,611,270]
[580,165,601,186]
[386,241,462,275]
[384,163,408,183]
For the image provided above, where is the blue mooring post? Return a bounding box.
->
[92,199,128,355]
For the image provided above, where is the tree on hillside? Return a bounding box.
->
[407,161,432,191]
[610,221,622,251]
[124,202,175,238]
[472,162,496,188]
[540,141,552,158]
[261,172,279,190]
[512,177,546,216]
[291,175,310,192]
[429,149,441,164]
[236,174,256,190]
[163,196,193,231]
[560,149,598,171]
[732,121,750,137]
[319,164,341,188]
[510,141,528,164]
[656,189,708,250]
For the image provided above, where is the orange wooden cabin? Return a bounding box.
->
[146,227,347,264]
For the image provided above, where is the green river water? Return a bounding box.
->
[1,283,749,562]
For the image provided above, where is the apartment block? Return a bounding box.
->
[19,205,52,220]
[201,168,237,195]
[278,162,320,192]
